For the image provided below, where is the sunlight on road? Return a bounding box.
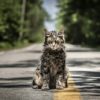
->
[54,73,81,100]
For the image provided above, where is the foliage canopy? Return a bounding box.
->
[0,0,48,48]
[57,0,100,46]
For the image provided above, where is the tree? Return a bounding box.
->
[0,0,20,44]
[24,0,48,42]
[57,0,100,46]
[0,0,48,47]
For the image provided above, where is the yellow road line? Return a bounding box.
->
[54,73,81,100]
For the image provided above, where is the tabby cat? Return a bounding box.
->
[32,28,68,89]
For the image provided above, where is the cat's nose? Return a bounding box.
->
[52,42,55,46]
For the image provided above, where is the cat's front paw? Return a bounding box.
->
[57,78,68,89]
[42,80,48,90]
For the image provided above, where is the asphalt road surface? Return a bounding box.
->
[0,44,100,100]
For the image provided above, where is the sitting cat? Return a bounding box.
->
[32,28,69,89]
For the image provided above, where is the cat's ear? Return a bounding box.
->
[44,28,50,36]
[59,27,65,35]
[58,27,65,42]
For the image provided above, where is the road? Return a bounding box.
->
[0,44,100,100]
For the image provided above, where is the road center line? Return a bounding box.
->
[53,73,81,100]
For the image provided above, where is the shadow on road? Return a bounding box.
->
[0,54,99,97]
[67,58,100,67]
[0,59,39,68]
[67,58,100,96]
[0,83,31,88]
[0,76,33,88]
[0,59,38,88]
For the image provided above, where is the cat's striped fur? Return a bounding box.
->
[32,28,69,89]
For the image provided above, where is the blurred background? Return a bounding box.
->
[0,0,100,50]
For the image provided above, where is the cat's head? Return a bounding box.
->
[44,28,65,50]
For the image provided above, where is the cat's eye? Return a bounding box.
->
[55,40,59,44]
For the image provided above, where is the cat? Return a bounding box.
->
[32,67,43,89]
[32,28,69,89]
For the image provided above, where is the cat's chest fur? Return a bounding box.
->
[41,49,66,69]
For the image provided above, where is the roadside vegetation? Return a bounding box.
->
[56,0,100,47]
[0,0,100,51]
[0,0,48,50]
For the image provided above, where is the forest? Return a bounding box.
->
[57,0,100,47]
[0,0,100,50]
[0,0,48,49]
